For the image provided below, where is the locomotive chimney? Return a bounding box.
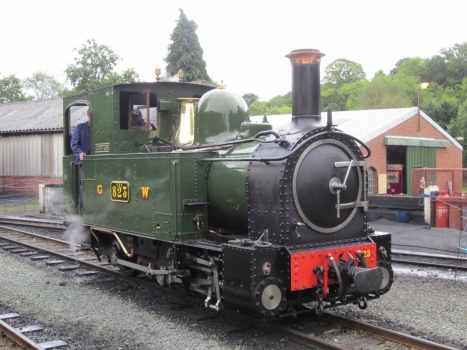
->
[286,49,325,130]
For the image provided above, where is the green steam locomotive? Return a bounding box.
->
[62,49,393,318]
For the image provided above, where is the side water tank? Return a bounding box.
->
[435,190,449,228]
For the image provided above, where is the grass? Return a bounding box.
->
[0,198,39,215]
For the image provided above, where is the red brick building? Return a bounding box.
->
[253,107,463,196]
[332,107,462,196]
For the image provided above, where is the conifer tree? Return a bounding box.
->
[165,9,210,82]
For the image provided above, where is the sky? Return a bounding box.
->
[1,0,465,101]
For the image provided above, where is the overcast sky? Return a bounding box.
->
[1,0,464,101]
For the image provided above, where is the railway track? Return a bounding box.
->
[0,311,67,350]
[221,306,461,349]
[0,223,462,349]
[392,249,467,272]
[0,225,123,279]
[0,214,65,230]
[322,312,459,350]
[4,213,465,273]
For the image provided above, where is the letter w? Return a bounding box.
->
[141,187,150,199]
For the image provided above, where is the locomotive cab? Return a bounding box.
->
[62,81,214,215]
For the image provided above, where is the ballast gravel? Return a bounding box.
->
[0,250,309,350]
[1,224,467,349]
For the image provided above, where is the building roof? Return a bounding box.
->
[251,107,462,151]
[0,97,63,133]
[0,98,462,152]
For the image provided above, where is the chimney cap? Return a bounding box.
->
[286,49,325,65]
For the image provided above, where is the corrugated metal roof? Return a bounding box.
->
[1,98,461,152]
[251,107,462,151]
[0,97,63,133]
[331,107,417,142]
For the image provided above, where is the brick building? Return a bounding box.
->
[0,98,65,198]
[1,98,89,202]
[253,107,463,196]
[333,107,462,196]
[1,100,462,199]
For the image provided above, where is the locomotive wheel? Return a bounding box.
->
[110,242,139,277]
[253,277,286,317]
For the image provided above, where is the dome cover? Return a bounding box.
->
[193,88,249,145]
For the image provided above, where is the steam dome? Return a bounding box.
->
[193,87,249,145]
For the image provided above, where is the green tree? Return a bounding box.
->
[415,82,458,130]
[390,58,410,75]
[249,101,269,116]
[0,73,29,103]
[424,96,458,130]
[424,54,449,87]
[247,42,467,123]
[65,39,139,94]
[322,59,366,87]
[268,104,292,115]
[165,9,210,82]
[442,42,467,87]
[243,93,259,106]
[321,80,368,112]
[24,71,64,100]
[390,57,427,80]
[268,95,288,108]
[347,71,411,110]
[321,86,347,111]
[425,43,467,88]
[389,56,461,130]
[447,78,467,165]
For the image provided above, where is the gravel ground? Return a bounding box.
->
[1,250,466,350]
[0,250,310,350]
[1,219,467,349]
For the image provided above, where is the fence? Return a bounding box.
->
[411,168,465,197]
[412,168,467,230]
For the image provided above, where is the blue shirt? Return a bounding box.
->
[70,121,91,164]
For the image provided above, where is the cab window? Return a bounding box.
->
[119,90,157,130]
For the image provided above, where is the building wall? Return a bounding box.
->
[365,115,462,194]
[0,176,63,196]
[0,133,64,196]
[0,133,63,177]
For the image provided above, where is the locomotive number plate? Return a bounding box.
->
[110,181,130,202]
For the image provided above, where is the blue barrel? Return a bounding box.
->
[396,211,410,223]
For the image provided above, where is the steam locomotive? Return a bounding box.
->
[62,49,393,318]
